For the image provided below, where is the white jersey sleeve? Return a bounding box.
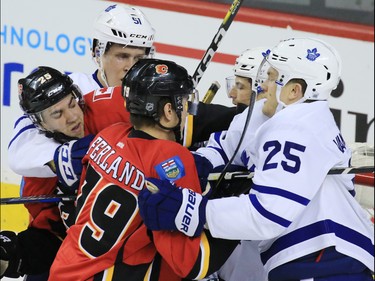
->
[68,71,102,95]
[8,115,59,177]
[196,99,269,168]
[7,71,101,178]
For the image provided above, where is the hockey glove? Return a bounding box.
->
[0,231,21,278]
[192,152,214,196]
[138,177,207,237]
[56,185,77,229]
[54,134,95,192]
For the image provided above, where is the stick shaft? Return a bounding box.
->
[1,194,76,205]
[2,166,373,204]
[208,165,374,181]
[202,81,221,104]
[192,0,243,87]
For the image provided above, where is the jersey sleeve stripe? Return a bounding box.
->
[14,114,29,128]
[252,184,310,205]
[206,132,230,163]
[8,124,36,149]
[260,219,375,265]
[249,194,292,227]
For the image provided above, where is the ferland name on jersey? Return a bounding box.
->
[87,136,145,191]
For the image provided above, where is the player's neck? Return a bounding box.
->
[140,126,175,142]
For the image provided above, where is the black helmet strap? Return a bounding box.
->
[155,110,183,144]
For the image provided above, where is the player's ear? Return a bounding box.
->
[290,83,303,100]
[163,102,174,121]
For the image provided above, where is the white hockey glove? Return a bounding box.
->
[53,134,94,192]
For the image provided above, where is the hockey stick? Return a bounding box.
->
[202,81,221,104]
[207,165,375,181]
[183,81,221,147]
[192,0,243,88]
[1,194,76,205]
[3,166,373,204]
[214,91,257,188]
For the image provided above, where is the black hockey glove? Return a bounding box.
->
[192,152,214,196]
[0,231,22,278]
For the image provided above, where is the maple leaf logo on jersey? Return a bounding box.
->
[306,48,320,61]
[155,64,168,75]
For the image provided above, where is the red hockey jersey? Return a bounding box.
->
[22,87,130,234]
[49,124,236,281]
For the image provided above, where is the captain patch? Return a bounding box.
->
[155,156,185,181]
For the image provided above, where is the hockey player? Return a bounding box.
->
[48,58,238,281]
[137,38,374,280]
[8,3,156,179]
[226,47,268,110]
[8,3,236,180]
[0,66,133,280]
[1,61,233,279]
[3,4,235,279]
[211,47,269,281]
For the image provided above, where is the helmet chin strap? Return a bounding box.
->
[275,83,287,109]
[156,112,183,144]
[45,130,78,144]
[99,59,110,88]
[94,41,110,88]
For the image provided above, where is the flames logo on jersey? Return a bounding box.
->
[155,64,168,75]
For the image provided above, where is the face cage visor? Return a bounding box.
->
[187,88,199,116]
[225,76,235,98]
[257,58,308,108]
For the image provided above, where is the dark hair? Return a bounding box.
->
[130,97,171,128]
[288,78,307,94]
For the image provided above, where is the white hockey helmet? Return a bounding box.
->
[93,4,155,56]
[263,37,342,101]
[232,47,270,94]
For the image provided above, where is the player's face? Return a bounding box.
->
[229,76,251,106]
[261,67,279,117]
[40,94,84,138]
[102,45,147,87]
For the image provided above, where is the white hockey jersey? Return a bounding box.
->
[204,101,374,274]
[196,99,269,168]
[8,71,102,177]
